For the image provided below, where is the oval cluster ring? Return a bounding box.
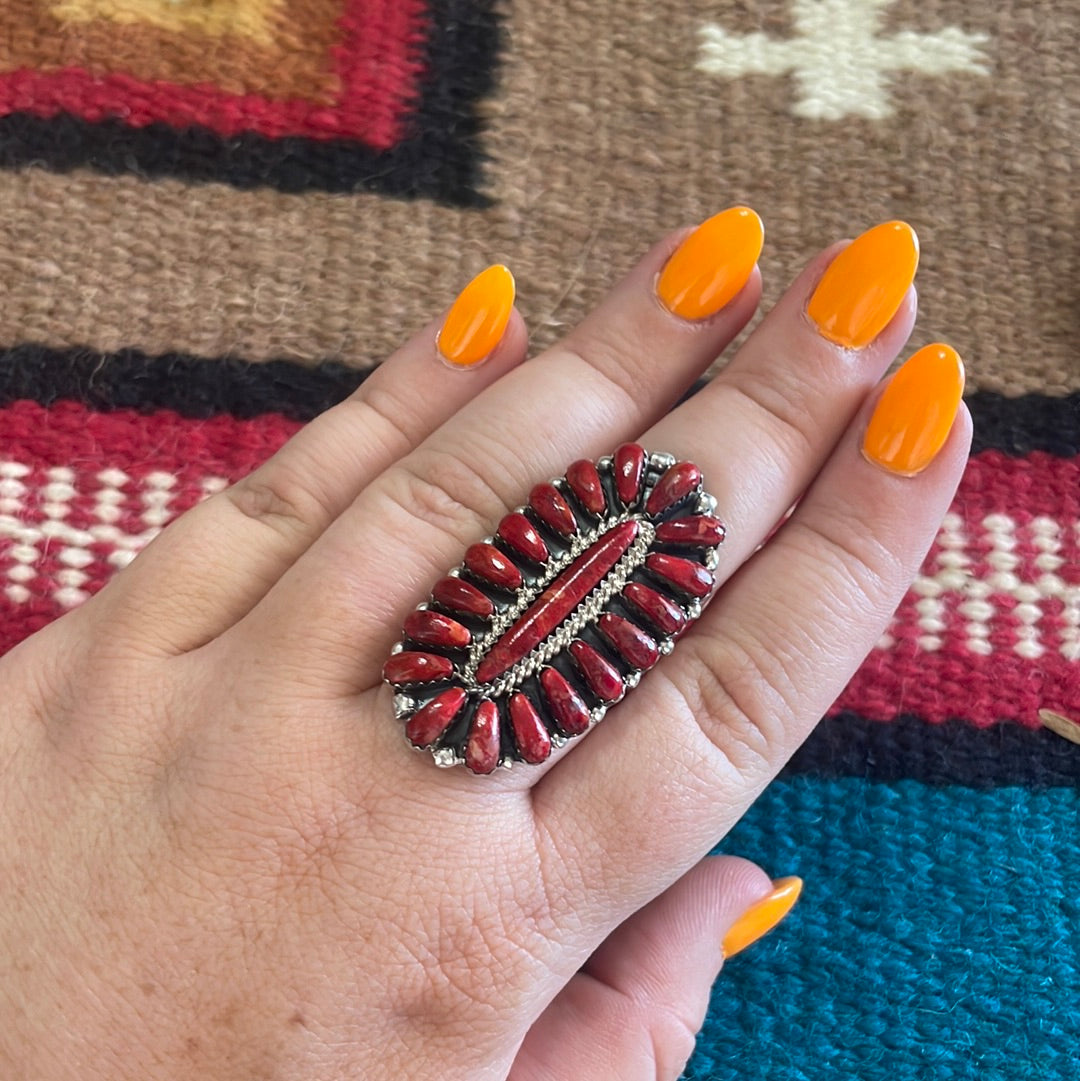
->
[382,444,726,774]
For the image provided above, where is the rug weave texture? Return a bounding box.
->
[0,2,1077,1077]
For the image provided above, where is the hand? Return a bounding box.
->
[0,210,969,1079]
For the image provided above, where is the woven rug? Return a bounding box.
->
[0,2,1077,1076]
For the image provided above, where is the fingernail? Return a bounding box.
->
[437,264,516,368]
[722,876,802,960]
[862,343,965,476]
[656,206,764,321]
[807,221,919,348]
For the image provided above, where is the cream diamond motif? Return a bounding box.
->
[697,0,990,120]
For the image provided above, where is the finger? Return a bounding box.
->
[488,222,916,779]
[375,226,918,786]
[510,858,796,1081]
[240,208,765,693]
[539,347,971,918]
[77,268,527,655]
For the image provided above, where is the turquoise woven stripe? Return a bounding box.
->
[686,778,1080,1080]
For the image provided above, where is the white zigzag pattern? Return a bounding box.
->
[1,462,1077,660]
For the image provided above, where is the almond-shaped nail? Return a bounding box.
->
[656,206,764,321]
[862,343,965,476]
[722,876,802,960]
[807,221,919,348]
[437,264,515,368]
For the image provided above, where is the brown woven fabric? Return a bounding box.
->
[0,0,1075,395]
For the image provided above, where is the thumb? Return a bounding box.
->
[510,856,802,1081]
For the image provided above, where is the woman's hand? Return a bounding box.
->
[0,210,969,1080]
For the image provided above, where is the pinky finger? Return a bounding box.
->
[509,857,799,1081]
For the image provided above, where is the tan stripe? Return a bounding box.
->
[0,0,1076,396]
[1,0,342,101]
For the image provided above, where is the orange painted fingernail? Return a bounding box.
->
[722,876,802,959]
[656,206,764,321]
[807,221,919,348]
[437,264,515,368]
[862,343,965,476]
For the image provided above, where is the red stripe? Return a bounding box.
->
[0,0,428,149]
[1,403,1077,730]
[1,399,299,478]
[835,450,1080,728]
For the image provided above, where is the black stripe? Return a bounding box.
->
[969,390,1080,457]
[0,345,371,421]
[1,345,1078,457]
[783,712,1080,788]
[0,0,502,205]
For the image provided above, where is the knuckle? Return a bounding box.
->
[387,446,515,548]
[340,380,416,453]
[392,875,553,1034]
[784,511,905,608]
[674,633,796,778]
[223,464,328,540]
[552,343,642,420]
[722,369,820,465]
[649,1004,702,1081]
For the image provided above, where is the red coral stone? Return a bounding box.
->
[405,687,467,747]
[498,512,549,564]
[540,667,591,735]
[566,459,607,515]
[465,699,501,774]
[465,542,523,591]
[569,640,623,702]
[383,651,455,685]
[622,581,686,635]
[614,443,646,505]
[598,614,659,669]
[645,461,702,516]
[529,483,578,536]
[646,553,714,598]
[404,609,471,649]
[432,576,495,619]
[509,693,552,763]
[655,515,726,547]
[475,521,640,685]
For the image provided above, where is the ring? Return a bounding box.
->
[383,444,725,774]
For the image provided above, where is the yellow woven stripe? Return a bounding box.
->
[49,0,281,44]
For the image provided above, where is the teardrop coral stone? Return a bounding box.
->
[645,462,702,516]
[432,576,495,619]
[529,483,578,537]
[655,515,726,547]
[465,542,523,591]
[383,652,455,685]
[404,610,471,649]
[465,699,501,774]
[646,553,713,598]
[498,512,549,564]
[540,667,591,735]
[598,613,659,669]
[622,582,686,635]
[405,687,467,747]
[509,693,552,763]
[614,443,646,505]
[569,640,623,702]
[566,459,607,515]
